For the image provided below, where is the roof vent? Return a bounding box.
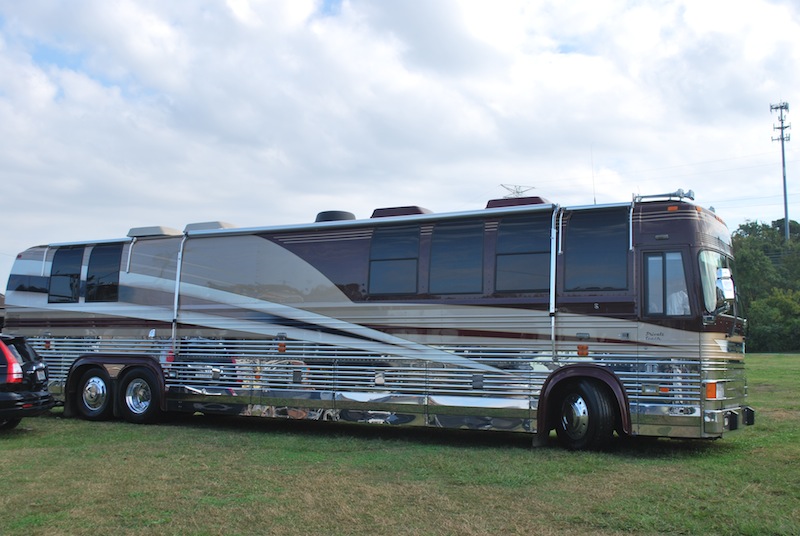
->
[127,226,182,238]
[486,196,550,209]
[371,206,433,218]
[315,211,356,222]
[184,221,237,232]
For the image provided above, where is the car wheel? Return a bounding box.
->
[77,368,114,420]
[0,418,22,430]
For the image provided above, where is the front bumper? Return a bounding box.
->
[704,405,755,435]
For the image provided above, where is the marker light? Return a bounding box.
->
[705,381,725,400]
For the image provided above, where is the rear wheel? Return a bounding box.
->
[0,418,22,430]
[554,379,615,451]
[77,368,113,420]
[118,368,162,424]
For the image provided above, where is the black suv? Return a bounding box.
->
[0,334,54,430]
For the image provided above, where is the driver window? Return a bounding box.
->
[645,252,690,316]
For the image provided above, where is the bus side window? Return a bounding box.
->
[564,208,628,291]
[49,247,85,303]
[369,226,420,295]
[495,214,550,292]
[645,252,690,316]
[86,244,123,303]
[429,222,483,294]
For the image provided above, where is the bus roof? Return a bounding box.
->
[41,190,711,247]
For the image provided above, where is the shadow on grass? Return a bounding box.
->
[17,408,737,460]
[153,410,734,459]
[613,434,731,459]
[163,411,538,450]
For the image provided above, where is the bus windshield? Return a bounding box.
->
[699,250,734,313]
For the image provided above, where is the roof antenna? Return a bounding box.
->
[501,184,535,198]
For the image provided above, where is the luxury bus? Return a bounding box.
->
[3,190,754,450]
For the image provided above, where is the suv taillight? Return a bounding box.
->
[1,343,23,384]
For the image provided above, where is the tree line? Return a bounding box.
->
[732,219,800,352]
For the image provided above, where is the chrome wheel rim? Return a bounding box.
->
[125,378,152,415]
[561,393,589,440]
[82,377,108,411]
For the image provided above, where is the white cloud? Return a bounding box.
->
[0,0,798,281]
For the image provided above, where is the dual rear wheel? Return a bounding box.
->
[75,367,161,424]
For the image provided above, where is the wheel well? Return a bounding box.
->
[64,355,164,418]
[539,365,631,437]
[64,363,104,418]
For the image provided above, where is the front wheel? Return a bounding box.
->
[118,368,162,424]
[554,379,615,451]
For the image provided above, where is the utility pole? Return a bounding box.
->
[771,102,791,242]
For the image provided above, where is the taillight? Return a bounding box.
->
[166,350,175,363]
[1,343,23,384]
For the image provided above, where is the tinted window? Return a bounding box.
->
[7,275,49,293]
[430,222,483,294]
[129,238,180,280]
[369,227,419,294]
[4,337,39,363]
[496,215,551,292]
[86,244,123,302]
[645,252,690,316]
[564,209,628,291]
[182,235,353,304]
[49,247,84,303]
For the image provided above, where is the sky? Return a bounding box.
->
[0,0,798,283]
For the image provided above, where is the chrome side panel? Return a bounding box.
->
[32,337,541,431]
[18,301,749,438]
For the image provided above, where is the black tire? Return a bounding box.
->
[76,368,114,421]
[0,418,22,430]
[118,368,162,424]
[554,379,615,451]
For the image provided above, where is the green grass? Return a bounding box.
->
[1,354,798,535]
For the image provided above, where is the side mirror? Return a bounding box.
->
[703,267,737,325]
[716,268,735,302]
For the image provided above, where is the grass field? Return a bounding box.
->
[1,354,798,536]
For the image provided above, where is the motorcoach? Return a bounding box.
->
[2,189,754,449]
